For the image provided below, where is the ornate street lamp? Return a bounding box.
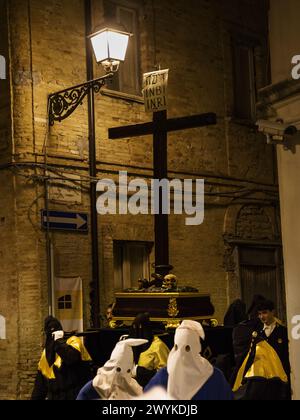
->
[90,28,130,73]
[46,16,131,328]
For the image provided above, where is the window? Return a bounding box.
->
[58,295,72,310]
[114,241,153,290]
[103,0,140,96]
[233,39,258,121]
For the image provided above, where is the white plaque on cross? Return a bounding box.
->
[143,69,169,113]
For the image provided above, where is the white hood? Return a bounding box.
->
[93,338,148,400]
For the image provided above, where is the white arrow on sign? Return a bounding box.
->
[43,213,87,229]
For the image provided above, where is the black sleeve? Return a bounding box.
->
[232,324,251,363]
[31,371,48,400]
[277,327,291,376]
[53,339,81,365]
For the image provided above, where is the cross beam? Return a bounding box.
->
[108,111,217,277]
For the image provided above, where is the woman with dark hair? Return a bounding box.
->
[246,295,267,319]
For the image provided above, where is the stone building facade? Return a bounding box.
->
[0,0,281,399]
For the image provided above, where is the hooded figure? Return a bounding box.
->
[76,338,148,400]
[223,299,247,327]
[167,320,214,399]
[31,316,93,400]
[231,295,266,370]
[144,320,234,400]
[44,316,63,367]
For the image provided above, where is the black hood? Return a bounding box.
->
[44,316,63,336]
[129,313,154,363]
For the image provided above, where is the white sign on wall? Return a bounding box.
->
[0,315,6,340]
[143,69,169,113]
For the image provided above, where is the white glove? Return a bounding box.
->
[52,330,64,341]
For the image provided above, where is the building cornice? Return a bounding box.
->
[257,79,300,119]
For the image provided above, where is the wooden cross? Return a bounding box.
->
[109,111,217,277]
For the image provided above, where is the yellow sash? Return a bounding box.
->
[233,340,288,392]
[38,336,92,380]
[138,336,170,370]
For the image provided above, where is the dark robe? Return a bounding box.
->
[259,323,291,399]
[144,367,234,400]
[232,331,290,400]
[232,318,263,368]
[31,336,94,400]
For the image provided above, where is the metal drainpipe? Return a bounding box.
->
[85,0,101,329]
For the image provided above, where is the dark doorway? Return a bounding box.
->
[238,246,286,322]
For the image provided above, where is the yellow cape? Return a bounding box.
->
[138,336,170,371]
[38,336,92,379]
[233,339,288,392]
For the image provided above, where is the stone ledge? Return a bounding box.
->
[257,79,300,108]
[101,88,144,104]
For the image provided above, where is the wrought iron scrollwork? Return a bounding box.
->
[48,73,113,126]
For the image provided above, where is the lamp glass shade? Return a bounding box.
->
[91,29,130,63]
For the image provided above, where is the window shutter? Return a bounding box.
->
[103,1,140,96]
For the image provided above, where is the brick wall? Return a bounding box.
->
[0,0,11,163]
[0,171,19,399]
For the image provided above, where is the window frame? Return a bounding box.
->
[58,294,73,310]
[231,35,261,124]
[113,240,153,290]
[102,0,142,97]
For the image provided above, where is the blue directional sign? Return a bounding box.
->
[41,210,88,232]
